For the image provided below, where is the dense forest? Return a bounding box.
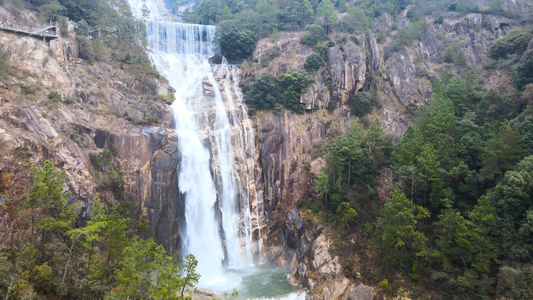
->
[180,0,533,298]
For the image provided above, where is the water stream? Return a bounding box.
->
[126,1,304,298]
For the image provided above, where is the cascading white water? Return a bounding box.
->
[127,1,304,298]
[127,0,261,287]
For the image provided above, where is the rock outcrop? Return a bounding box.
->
[0,28,181,249]
[327,42,366,104]
[255,109,351,213]
[267,209,375,300]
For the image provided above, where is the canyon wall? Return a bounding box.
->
[0,29,183,250]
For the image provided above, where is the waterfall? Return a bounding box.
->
[127,0,263,287]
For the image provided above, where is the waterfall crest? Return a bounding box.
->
[127,0,263,287]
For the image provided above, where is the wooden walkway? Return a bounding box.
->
[0,21,59,40]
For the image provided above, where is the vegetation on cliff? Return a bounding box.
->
[179,0,533,296]
[307,53,533,298]
[0,1,198,298]
[5,0,159,79]
[0,161,199,299]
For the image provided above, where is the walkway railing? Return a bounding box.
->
[0,20,59,39]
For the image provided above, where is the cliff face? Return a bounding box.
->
[252,11,514,135]
[249,13,516,224]
[247,4,531,297]
[254,109,351,211]
[0,28,182,249]
[248,9,524,215]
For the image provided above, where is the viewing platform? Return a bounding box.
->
[0,21,59,40]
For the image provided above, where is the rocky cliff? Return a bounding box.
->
[0,22,183,249]
[248,10,518,222]
[267,208,376,300]
[247,4,532,298]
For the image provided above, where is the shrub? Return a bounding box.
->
[243,69,313,112]
[350,90,381,117]
[242,73,280,111]
[300,24,325,46]
[351,93,372,117]
[279,69,314,111]
[304,52,324,71]
[393,21,428,51]
[455,52,467,66]
[444,48,456,63]
[313,44,329,61]
[215,20,257,63]
[416,64,429,77]
[406,8,420,21]
[338,6,368,32]
[515,50,533,89]
[489,29,533,60]
[377,30,387,43]
[76,35,95,62]
[47,91,61,102]
[260,46,281,67]
[17,83,36,95]
[0,43,9,79]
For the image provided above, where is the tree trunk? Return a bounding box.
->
[62,238,76,284]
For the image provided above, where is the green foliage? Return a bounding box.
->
[480,120,524,183]
[434,15,444,24]
[491,155,533,260]
[515,50,533,89]
[488,29,532,60]
[47,90,62,102]
[377,30,387,43]
[243,69,313,112]
[338,6,368,32]
[242,72,280,111]
[444,48,456,63]
[337,202,358,228]
[38,0,64,19]
[316,0,337,34]
[375,188,428,272]
[306,21,533,296]
[76,35,95,62]
[215,20,257,63]
[497,265,533,299]
[406,7,420,21]
[300,24,325,46]
[304,52,324,71]
[433,208,474,270]
[393,21,428,51]
[279,69,314,111]
[313,124,390,222]
[349,91,381,117]
[260,46,281,67]
[0,160,199,298]
[17,82,37,95]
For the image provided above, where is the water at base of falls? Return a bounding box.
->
[203,265,303,299]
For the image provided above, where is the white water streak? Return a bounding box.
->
[127,0,262,285]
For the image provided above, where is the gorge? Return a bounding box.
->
[1,0,533,298]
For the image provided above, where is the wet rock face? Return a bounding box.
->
[266,209,375,300]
